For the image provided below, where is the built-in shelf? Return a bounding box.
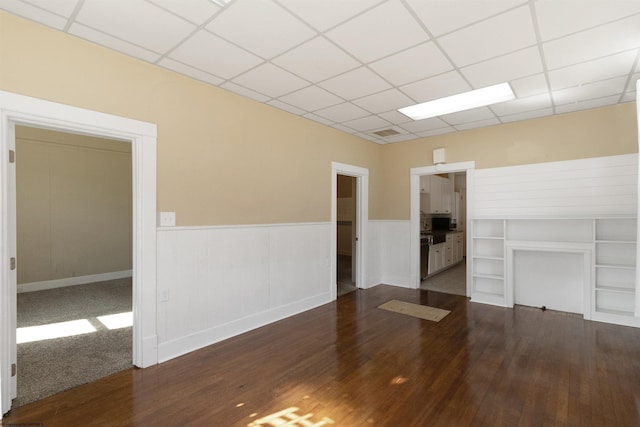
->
[470,217,638,326]
[593,217,637,322]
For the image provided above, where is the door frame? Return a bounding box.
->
[330,162,368,300]
[409,161,475,291]
[0,91,158,415]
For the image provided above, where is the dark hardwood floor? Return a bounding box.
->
[4,285,640,426]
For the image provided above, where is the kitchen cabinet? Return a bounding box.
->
[428,243,446,274]
[419,175,453,214]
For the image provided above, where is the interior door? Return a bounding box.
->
[8,122,17,403]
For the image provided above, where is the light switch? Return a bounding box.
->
[159,211,176,227]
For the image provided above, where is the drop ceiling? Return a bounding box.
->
[2,0,639,144]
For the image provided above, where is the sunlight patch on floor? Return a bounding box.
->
[97,311,133,330]
[17,319,96,344]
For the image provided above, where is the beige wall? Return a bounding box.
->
[16,126,132,284]
[0,12,382,225]
[380,103,638,219]
[1,11,637,225]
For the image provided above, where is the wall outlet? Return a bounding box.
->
[159,211,176,227]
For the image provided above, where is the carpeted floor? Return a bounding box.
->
[15,278,132,407]
[420,260,467,296]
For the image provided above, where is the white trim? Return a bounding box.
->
[17,270,133,293]
[158,291,331,363]
[0,90,158,416]
[410,161,475,291]
[505,240,593,318]
[158,221,329,232]
[331,162,369,301]
[636,79,640,318]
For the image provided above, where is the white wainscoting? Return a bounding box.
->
[474,154,638,218]
[156,222,333,363]
[372,220,412,288]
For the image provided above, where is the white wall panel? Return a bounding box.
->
[365,221,383,288]
[156,222,331,362]
[376,220,412,288]
[475,154,638,217]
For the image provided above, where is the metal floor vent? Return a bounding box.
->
[373,129,400,137]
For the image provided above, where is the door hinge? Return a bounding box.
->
[9,150,15,164]
[10,257,16,270]
[11,363,16,377]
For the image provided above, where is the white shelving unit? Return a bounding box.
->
[469,216,639,327]
[471,219,505,306]
[593,218,637,321]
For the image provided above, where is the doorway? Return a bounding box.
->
[337,174,357,296]
[14,126,133,406]
[330,162,369,301]
[409,162,475,294]
[0,91,158,416]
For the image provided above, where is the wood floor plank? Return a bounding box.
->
[3,285,640,426]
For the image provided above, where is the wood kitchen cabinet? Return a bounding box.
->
[428,243,446,274]
[419,175,453,214]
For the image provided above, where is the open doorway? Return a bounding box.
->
[0,91,158,416]
[337,174,357,296]
[419,172,467,296]
[14,126,133,406]
[409,161,475,295]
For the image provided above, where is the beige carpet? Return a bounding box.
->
[378,300,450,322]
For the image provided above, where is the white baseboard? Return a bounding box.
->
[158,291,331,363]
[17,270,133,293]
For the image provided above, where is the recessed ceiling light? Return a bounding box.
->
[398,82,515,121]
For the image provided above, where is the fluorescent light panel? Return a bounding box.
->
[398,82,515,121]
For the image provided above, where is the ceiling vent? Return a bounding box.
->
[373,129,400,137]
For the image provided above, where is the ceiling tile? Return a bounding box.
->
[319,67,391,100]
[400,71,471,103]
[354,132,383,143]
[381,133,418,143]
[455,117,501,131]
[148,0,221,26]
[461,46,543,89]
[510,73,549,98]
[400,117,449,133]
[341,115,391,132]
[220,81,271,103]
[415,127,456,138]
[490,93,551,116]
[169,30,262,79]
[500,107,554,124]
[543,14,640,70]
[555,95,620,114]
[267,99,307,115]
[69,23,161,63]
[303,113,335,126]
[272,37,360,83]
[552,76,628,106]
[406,0,526,37]
[277,0,383,32]
[21,0,79,17]
[76,0,196,53]
[535,1,640,42]
[278,85,343,111]
[206,0,315,59]
[368,42,453,86]
[548,50,637,90]
[352,89,414,114]
[1,0,70,29]
[314,102,369,123]
[378,110,413,125]
[621,91,636,103]
[325,0,429,63]
[438,5,536,67]
[440,106,495,126]
[231,63,309,98]
[159,58,225,86]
